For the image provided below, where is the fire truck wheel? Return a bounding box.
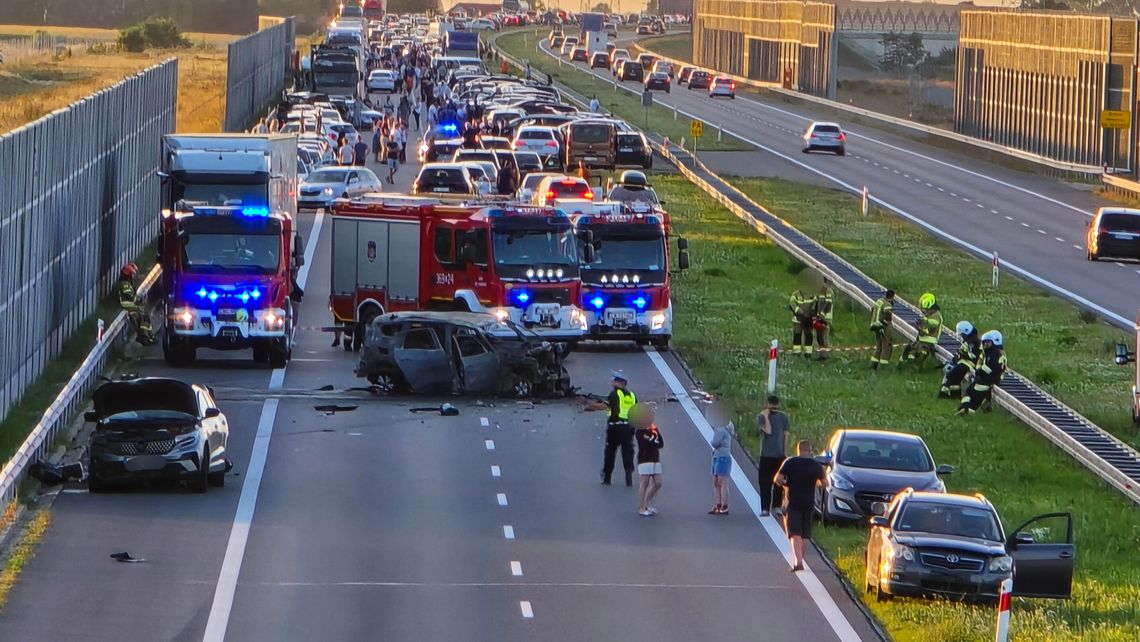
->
[652,337,670,350]
[163,339,196,367]
[252,347,270,363]
[269,346,289,369]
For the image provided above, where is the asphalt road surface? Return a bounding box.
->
[0,149,878,641]
[559,35,1138,328]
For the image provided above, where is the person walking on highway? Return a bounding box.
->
[385,136,401,183]
[757,395,788,516]
[788,284,815,359]
[353,135,368,166]
[709,420,734,515]
[500,58,511,75]
[589,95,601,113]
[957,330,1006,416]
[601,373,637,486]
[869,289,895,370]
[941,320,981,398]
[497,155,519,196]
[900,292,942,369]
[775,440,826,572]
[412,99,422,131]
[372,127,383,163]
[813,278,834,360]
[338,139,354,166]
[394,122,408,163]
[525,61,532,81]
[634,404,664,516]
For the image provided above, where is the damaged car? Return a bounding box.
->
[355,311,572,397]
[85,378,230,493]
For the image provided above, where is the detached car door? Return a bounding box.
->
[393,326,454,393]
[452,328,501,394]
[1008,512,1075,599]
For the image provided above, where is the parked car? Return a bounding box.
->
[550,35,565,49]
[1086,207,1140,261]
[688,70,712,90]
[802,121,847,155]
[709,74,735,99]
[86,378,229,493]
[814,429,952,524]
[865,489,1075,602]
[367,69,397,92]
[652,60,675,78]
[299,166,383,209]
[644,71,671,93]
[636,23,652,35]
[637,53,657,70]
[518,171,561,202]
[355,311,573,397]
[571,46,589,62]
[560,38,579,56]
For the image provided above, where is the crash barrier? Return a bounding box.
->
[0,59,177,426]
[0,266,161,508]
[1103,174,1140,200]
[655,140,1140,508]
[627,35,1104,177]
[223,17,295,133]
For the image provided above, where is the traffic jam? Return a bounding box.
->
[87,3,1079,614]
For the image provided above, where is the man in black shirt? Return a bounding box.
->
[776,440,826,572]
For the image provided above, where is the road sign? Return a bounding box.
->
[1101,109,1131,129]
[641,90,653,107]
[690,120,704,138]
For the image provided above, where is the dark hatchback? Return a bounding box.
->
[1086,207,1140,261]
[618,61,643,82]
[644,72,670,93]
[615,131,653,169]
[687,70,712,90]
[866,490,1075,602]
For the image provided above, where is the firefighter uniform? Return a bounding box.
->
[601,376,637,486]
[958,331,1006,415]
[869,291,895,369]
[118,265,154,345]
[941,322,981,398]
[788,289,816,358]
[813,281,834,360]
[901,293,942,368]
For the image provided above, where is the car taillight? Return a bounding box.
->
[514,140,524,147]
[838,133,846,142]
[582,190,593,199]
[546,190,556,199]
[545,140,557,147]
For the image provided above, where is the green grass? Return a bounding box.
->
[495,29,748,152]
[656,172,1140,642]
[635,32,692,64]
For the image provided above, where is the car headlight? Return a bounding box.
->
[989,555,1013,573]
[492,307,511,321]
[258,308,287,329]
[570,308,589,330]
[322,187,334,195]
[171,307,195,329]
[887,542,915,562]
[650,312,666,330]
[829,474,855,491]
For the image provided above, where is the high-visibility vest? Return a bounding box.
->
[616,389,636,420]
[815,287,834,322]
[789,290,815,323]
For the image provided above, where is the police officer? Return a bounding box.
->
[869,289,895,370]
[813,278,834,361]
[940,321,980,398]
[118,262,154,346]
[601,373,637,486]
[900,292,942,369]
[957,330,1006,416]
[788,286,815,359]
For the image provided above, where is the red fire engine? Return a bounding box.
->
[329,195,590,349]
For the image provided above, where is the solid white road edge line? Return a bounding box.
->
[643,349,862,642]
[269,211,323,391]
[520,601,534,618]
[511,561,523,577]
[202,399,280,642]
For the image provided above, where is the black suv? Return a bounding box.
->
[615,132,652,169]
[865,490,1075,602]
[688,71,712,90]
[618,61,643,82]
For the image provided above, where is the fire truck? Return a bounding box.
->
[329,196,590,349]
[566,201,688,347]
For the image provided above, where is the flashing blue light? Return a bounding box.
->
[196,287,209,299]
[241,207,270,217]
[633,296,648,310]
[250,288,261,300]
[516,291,530,304]
[441,123,458,133]
[239,291,251,303]
[207,291,219,302]
[590,296,605,310]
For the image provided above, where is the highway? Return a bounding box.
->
[553,34,1138,328]
[0,152,878,640]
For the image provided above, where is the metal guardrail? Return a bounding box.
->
[1103,174,1140,199]
[0,266,161,508]
[628,36,1105,177]
[494,30,1140,507]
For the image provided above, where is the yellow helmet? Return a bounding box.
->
[919,292,936,310]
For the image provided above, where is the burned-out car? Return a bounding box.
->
[355,311,572,397]
[85,378,230,493]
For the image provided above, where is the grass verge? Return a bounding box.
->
[633,32,692,64]
[0,510,51,609]
[656,172,1140,642]
[495,29,749,152]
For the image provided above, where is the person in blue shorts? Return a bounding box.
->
[709,420,734,515]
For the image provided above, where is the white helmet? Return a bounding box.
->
[955,321,974,337]
[981,330,1003,347]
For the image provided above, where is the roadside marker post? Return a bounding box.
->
[766,339,779,393]
[992,251,1000,288]
[861,186,869,216]
[673,103,678,121]
[97,319,105,342]
[994,578,1013,642]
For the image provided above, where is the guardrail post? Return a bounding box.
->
[861,186,869,217]
[767,339,779,393]
[992,251,1000,288]
[673,103,678,121]
[994,578,1012,642]
[718,125,722,142]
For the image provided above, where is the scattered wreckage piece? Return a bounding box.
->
[355,311,573,398]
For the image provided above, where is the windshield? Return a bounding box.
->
[896,503,1002,542]
[584,230,665,272]
[837,436,933,472]
[572,124,612,143]
[308,170,348,183]
[492,227,578,267]
[175,183,267,207]
[315,72,359,87]
[608,186,659,204]
[182,234,281,274]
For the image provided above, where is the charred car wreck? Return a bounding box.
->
[355,311,573,397]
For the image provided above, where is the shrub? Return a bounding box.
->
[117,16,190,52]
[117,26,146,53]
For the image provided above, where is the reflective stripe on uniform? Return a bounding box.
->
[616,389,636,420]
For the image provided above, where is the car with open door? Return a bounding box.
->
[865,489,1074,602]
[86,378,230,493]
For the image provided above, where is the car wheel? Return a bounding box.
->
[730,94,735,99]
[88,466,106,493]
[252,346,270,363]
[192,447,209,494]
[837,147,846,156]
[875,582,893,602]
[208,463,226,488]
[367,371,401,393]
[509,376,533,398]
[1087,249,1098,261]
[802,147,811,154]
[651,336,670,350]
[269,345,289,369]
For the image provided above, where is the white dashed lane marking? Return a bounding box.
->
[503,525,515,539]
[497,493,508,506]
[491,465,501,478]
[485,439,495,451]
[480,417,489,427]
[1055,237,1065,243]
[520,601,534,619]
[511,561,523,577]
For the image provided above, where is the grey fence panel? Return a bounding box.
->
[223,17,296,132]
[0,60,178,426]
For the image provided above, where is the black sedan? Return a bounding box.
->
[644,71,670,93]
[688,70,712,90]
[616,131,652,169]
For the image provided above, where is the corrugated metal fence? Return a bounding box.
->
[0,59,178,425]
[223,18,296,132]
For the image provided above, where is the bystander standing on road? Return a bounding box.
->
[757,395,788,517]
[413,100,422,130]
[372,127,382,163]
[633,403,664,517]
[775,440,826,572]
[709,420,734,515]
[353,135,368,166]
[385,136,401,183]
[394,122,408,163]
[338,139,354,165]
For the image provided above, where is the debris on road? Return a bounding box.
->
[314,405,358,414]
[28,462,84,486]
[410,403,460,416]
[109,552,147,563]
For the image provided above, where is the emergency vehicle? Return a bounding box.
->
[329,196,591,349]
[158,205,305,367]
[565,201,688,346]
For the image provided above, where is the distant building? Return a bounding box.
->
[444,1,503,17]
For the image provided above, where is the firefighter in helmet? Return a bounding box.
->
[940,321,981,398]
[900,292,942,369]
[118,262,154,345]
